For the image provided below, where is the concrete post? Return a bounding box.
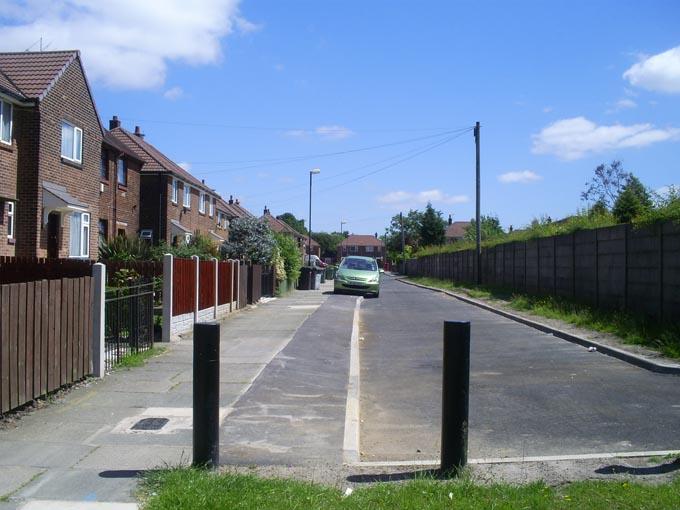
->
[192,255,200,323]
[162,254,173,343]
[212,257,219,319]
[91,263,106,378]
[236,260,241,310]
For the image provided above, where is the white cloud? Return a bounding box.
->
[531,117,680,160]
[178,162,192,171]
[542,106,553,113]
[163,86,184,101]
[624,45,680,94]
[315,125,354,140]
[498,171,542,184]
[377,189,469,206]
[0,0,252,90]
[605,98,637,114]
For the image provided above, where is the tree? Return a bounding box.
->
[581,160,630,209]
[383,209,423,253]
[276,212,307,235]
[612,175,652,223]
[221,217,276,264]
[464,215,504,241]
[312,231,346,259]
[419,202,446,246]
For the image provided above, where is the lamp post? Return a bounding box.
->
[308,168,321,265]
[340,219,347,235]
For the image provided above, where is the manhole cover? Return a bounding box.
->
[131,417,169,431]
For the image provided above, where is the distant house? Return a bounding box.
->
[260,206,320,256]
[445,215,470,244]
[338,234,385,261]
[0,50,103,258]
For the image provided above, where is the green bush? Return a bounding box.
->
[274,233,302,283]
[150,233,220,261]
[99,235,152,261]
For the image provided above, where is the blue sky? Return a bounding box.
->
[2,0,679,234]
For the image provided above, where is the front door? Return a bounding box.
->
[47,213,60,258]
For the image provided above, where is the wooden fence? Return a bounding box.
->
[0,276,93,414]
[172,258,196,316]
[218,260,234,306]
[199,260,216,311]
[0,257,93,284]
[405,221,680,320]
[103,260,163,283]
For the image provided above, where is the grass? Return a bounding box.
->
[408,276,680,359]
[115,346,167,369]
[138,468,680,510]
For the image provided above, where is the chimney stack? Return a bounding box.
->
[374,232,378,238]
[109,115,121,130]
[448,214,452,225]
[134,126,144,138]
[263,205,270,215]
[229,195,234,205]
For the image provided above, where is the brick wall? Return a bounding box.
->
[139,173,167,244]
[99,151,141,241]
[0,101,20,256]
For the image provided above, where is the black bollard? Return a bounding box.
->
[440,321,470,475]
[193,322,220,468]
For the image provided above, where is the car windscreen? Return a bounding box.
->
[341,258,377,271]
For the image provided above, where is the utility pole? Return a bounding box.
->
[340,219,346,235]
[400,211,405,274]
[474,122,481,285]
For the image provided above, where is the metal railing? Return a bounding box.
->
[104,280,154,371]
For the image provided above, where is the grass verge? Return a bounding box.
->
[115,346,167,369]
[408,276,680,359]
[139,468,680,510]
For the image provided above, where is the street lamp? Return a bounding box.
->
[340,219,347,235]
[308,168,321,265]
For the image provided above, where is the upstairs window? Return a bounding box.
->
[69,212,90,258]
[171,178,178,203]
[0,100,12,145]
[199,191,206,214]
[183,183,191,208]
[209,197,215,217]
[6,201,15,239]
[100,150,108,180]
[117,158,127,186]
[365,245,374,253]
[61,121,83,163]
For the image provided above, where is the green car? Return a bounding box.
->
[334,256,381,297]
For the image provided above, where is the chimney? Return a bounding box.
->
[374,232,378,238]
[263,205,270,215]
[229,195,234,205]
[448,214,452,225]
[235,198,240,205]
[201,179,205,184]
[134,126,144,138]
[109,115,121,130]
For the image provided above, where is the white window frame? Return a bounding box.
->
[209,197,215,217]
[0,100,12,145]
[184,232,192,244]
[365,245,374,253]
[69,212,90,258]
[183,182,191,208]
[61,121,83,164]
[171,178,179,204]
[199,191,206,214]
[6,201,15,239]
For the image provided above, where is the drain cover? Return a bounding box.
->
[131,417,169,431]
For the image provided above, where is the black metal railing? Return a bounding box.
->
[104,280,154,371]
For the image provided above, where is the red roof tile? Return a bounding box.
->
[445,221,470,239]
[340,235,384,247]
[0,51,78,100]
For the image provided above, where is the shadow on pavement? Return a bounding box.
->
[99,470,147,479]
[347,469,463,483]
[595,458,680,476]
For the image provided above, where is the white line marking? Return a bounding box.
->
[350,449,680,467]
[343,296,363,464]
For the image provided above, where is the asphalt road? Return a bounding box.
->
[360,275,680,461]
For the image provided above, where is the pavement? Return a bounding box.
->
[360,275,680,462]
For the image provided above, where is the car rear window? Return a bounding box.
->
[342,258,377,271]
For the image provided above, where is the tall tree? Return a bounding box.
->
[612,175,652,223]
[464,215,504,241]
[312,231,346,259]
[581,160,630,209]
[383,209,423,253]
[276,212,308,235]
[419,202,446,246]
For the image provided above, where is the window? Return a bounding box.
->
[0,100,12,145]
[117,158,127,186]
[6,201,15,239]
[69,212,90,257]
[171,178,179,204]
[209,198,215,217]
[61,121,83,163]
[199,191,206,214]
[349,245,357,253]
[117,228,126,237]
[184,232,192,244]
[365,245,374,253]
[100,151,108,180]
[183,183,191,207]
[98,219,108,245]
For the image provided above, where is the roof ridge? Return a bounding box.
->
[0,50,79,55]
[37,50,78,102]
[115,126,167,169]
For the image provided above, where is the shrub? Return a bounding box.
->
[99,235,152,261]
[274,233,302,283]
[221,217,276,264]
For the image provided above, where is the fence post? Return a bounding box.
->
[229,260,235,313]
[212,257,219,319]
[193,322,220,468]
[162,254,173,343]
[192,255,200,323]
[441,320,470,475]
[91,263,106,378]
[236,261,241,309]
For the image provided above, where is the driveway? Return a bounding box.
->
[359,275,680,461]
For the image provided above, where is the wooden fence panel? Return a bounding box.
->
[217,261,233,306]
[0,257,92,284]
[199,260,215,311]
[239,264,248,307]
[172,258,195,316]
[0,288,9,413]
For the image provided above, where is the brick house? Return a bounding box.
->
[98,130,145,242]
[260,206,320,257]
[0,51,103,259]
[108,117,251,246]
[445,215,470,244]
[338,234,385,261]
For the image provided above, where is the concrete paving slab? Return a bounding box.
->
[74,445,190,470]
[0,442,96,469]
[0,467,44,500]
